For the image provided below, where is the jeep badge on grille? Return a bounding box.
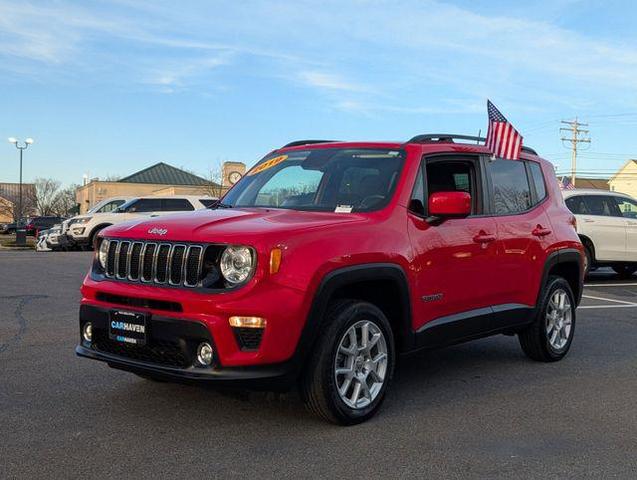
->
[147,227,168,236]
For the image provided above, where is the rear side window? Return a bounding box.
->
[161,199,195,211]
[581,195,620,217]
[565,196,589,215]
[528,162,547,201]
[614,197,637,218]
[128,199,162,212]
[486,159,532,215]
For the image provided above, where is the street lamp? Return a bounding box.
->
[8,137,34,245]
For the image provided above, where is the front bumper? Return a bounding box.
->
[76,304,296,388]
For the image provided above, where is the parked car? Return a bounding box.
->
[0,221,17,234]
[76,135,584,424]
[67,196,213,249]
[25,216,66,236]
[563,189,637,277]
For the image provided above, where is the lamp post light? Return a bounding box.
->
[8,137,34,246]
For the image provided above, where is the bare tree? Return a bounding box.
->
[52,184,79,216]
[204,161,225,199]
[33,177,61,216]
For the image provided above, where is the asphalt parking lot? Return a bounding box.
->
[1,251,636,479]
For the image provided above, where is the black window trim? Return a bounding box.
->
[408,153,487,218]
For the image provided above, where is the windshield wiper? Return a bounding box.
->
[209,201,233,209]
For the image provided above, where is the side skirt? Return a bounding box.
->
[414,303,534,350]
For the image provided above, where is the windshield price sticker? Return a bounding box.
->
[335,205,353,213]
[247,155,288,176]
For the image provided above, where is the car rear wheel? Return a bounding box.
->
[519,276,576,362]
[300,300,395,425]
[583,245,593,276]
[612,264,637,278]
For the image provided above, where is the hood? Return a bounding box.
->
[102,207,368,243]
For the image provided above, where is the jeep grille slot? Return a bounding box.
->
[103,239,205,288]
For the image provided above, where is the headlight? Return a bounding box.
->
[74,217,92,224]
[98,239,109,270]
[220,246,254,284]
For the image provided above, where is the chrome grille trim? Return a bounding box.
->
[104,239,204,288]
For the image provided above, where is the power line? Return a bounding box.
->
[560,118,591,187]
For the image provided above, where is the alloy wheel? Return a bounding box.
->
[334,320,388,409]
[546,288,573,350]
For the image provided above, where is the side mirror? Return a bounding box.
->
[428,191,471,218]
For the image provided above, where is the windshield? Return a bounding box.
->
[89,199,126,214]
[222,148,406,212]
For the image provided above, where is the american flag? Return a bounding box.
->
[486,100,523,160]
[560,176,576,190]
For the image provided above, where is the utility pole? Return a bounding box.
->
[560,118,590,187]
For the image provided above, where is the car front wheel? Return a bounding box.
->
[612,264,637,278]
[300,300,395,425]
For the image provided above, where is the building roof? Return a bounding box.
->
[0,182,36,202]
[119,162,213,186]
[573,177,610,190]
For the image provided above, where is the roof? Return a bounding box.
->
[119,162,213,186]
[0,182,36,202]
[571,177,610,190]
[561,188,633,199]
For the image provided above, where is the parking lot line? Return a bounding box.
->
[581,294,637,305]
[579,304,637,309]
[584,282,637,287]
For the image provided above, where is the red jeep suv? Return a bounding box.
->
[76,134,584,424]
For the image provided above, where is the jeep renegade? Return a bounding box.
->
[76,134,584,425]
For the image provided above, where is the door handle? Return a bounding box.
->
[473,231,496,244]
[532,225,552,237]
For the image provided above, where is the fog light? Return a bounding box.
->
[82,322,93,342]
[196,342,214,366]
[229,316,266,328]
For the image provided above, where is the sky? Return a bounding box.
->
[2,0,637,186]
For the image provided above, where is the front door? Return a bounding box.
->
[407,155,499,331]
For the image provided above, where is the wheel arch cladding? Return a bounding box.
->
[299,264,414,363]
[542,249,583,305]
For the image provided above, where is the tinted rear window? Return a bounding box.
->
[487,159,532,215]
[161,199,194,211]
[528,162,547,201]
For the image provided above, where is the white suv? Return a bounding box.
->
[67,196,213,248]
[563,189,637,277]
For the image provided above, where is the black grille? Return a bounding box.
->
[233,327,264,350]
[185,246,203,286]
[129,242,143,280]
[141,243,156,282]
[155,244,171,283]
[169,245,186,284]
[116,241,130,278]
[94,336,189,368]
[104,240,204,288]
[106,241,117,276]
[95,292,182,312]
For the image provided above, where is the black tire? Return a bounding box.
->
[87,225,108,250]
[519,276,576,362]
[583,244,593,276]
[300,300,395,425]
[612,264,637,278]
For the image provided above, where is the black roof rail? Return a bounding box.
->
[282,139,338,148]
[407,133,538,155]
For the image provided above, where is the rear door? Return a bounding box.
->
[574,195,626,261]
[485,158,553,307]
[612,196,637,261]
